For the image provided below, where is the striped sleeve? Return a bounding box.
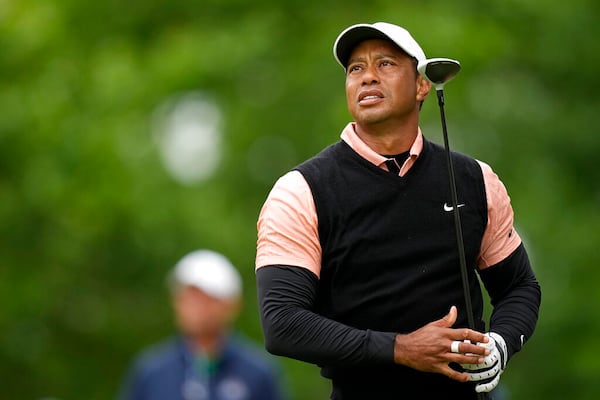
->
[255,170,322,277]
[477,160,523,269]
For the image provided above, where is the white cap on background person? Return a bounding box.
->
[170,249,242,300]
[333,22,427,69]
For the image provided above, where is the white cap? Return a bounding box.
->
[333,22,426,69]
[171,249,242,299]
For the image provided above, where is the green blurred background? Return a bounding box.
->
[1,0,599,399]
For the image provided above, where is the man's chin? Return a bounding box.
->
[353,111,388,125]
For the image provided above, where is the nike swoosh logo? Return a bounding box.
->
[443,203,465,212]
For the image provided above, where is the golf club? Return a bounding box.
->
[418,58,478,342]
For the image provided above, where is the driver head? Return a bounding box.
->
[417,58,461,89]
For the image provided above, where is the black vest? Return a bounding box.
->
[296,138,488,334]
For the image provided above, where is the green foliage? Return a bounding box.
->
[1,0,598,399]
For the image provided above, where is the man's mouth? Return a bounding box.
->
[358,90,384,104]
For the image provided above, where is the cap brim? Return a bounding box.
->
[334,25,391,68]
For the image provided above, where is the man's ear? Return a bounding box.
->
[416,75,432,102]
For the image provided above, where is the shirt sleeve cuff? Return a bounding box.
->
[365,330,397,364]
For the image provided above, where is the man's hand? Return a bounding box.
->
[393,306,490,382]
[461,332,508,392]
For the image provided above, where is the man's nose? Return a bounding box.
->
[362,65,379,85]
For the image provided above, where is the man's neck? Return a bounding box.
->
[189,334,224,358]
[354,119,418,155]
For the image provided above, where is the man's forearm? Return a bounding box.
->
[479,244,542,359]
[256,265,395,366]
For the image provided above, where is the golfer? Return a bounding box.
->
[255,22,541,399]
[119,249,284,400]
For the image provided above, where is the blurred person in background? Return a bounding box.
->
[119,249,284,400]
[255,22,540,399]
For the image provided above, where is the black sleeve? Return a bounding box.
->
[256,265,396,367]
[478,243,541,361]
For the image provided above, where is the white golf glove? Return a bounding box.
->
[461,332,508,393]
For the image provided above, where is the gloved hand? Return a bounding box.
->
[461,332,508,393]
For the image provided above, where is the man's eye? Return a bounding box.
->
[348,65,362,73]
[380,60,393,67]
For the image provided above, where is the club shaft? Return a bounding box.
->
[436,89,485,400]
[436,89,477,331]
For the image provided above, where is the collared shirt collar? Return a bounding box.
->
[340,122,424,176]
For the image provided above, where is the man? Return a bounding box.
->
[119,249,284,400]
[255,22,541,399]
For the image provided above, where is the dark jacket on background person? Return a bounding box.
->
[118,335,284,400]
